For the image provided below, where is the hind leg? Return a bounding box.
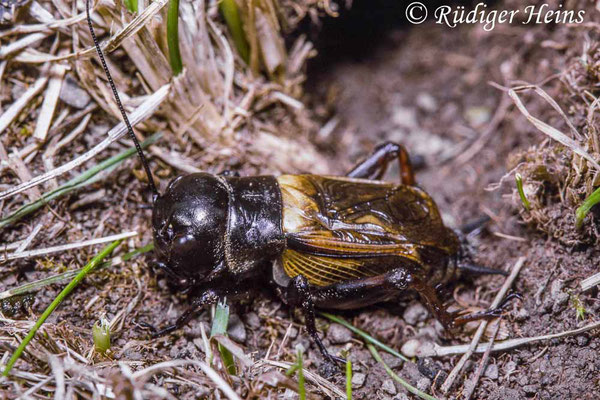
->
[281,267,512,354]
[347,141,415,185]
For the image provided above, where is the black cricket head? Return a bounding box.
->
[152,174,229,285]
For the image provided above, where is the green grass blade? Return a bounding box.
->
[210,301,236,375]
[346,358,353,400]
[320,312,410,363]
[368,344,438,400]
[515,173,530,211]
[0,133,161,230]
[0,243,154,300]
[285,346,306,399]
[576,186,600,229]
[2,240,122,376]
[297,347,305,400]
[167,0,183,75]
[124,0,138,13]
[93,317,111,353]
[219,0,249,63]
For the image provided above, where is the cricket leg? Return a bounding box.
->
[346,141,415,185]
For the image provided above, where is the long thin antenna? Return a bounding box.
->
[85,0,159,198]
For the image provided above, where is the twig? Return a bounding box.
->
[415,319,600,357]
[463,318,502,400]
[0,231,137,262]
[0,32,49,59]
[0,83,170,201]
[581,272,600,292]
[441,256,525,394]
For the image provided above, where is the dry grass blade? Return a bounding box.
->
[441,256,525,394]
[508,85,600,170]
[15,223,43,252]
[0,32,50,59]
[416,319,600,357]
[16,0,169,64]
[0,231,137,262]
[0,83,170,201]
[463,317,502,400]
[581,272,600,292]
[0,74,49,134]
[33,62,67,141]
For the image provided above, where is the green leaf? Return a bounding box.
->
[219,0,250,63]
[93,317,111,353]
[167,0,183,75]
[576,186,600,229]
[210,301,236,375]
[124,0,138,13]
[515,173,530,211]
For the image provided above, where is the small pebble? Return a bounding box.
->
[59,74,91,109]
[401,338,421,358]
[227,314,246,343]
[484,364,499,380]
[514,307,530,322]
[382,379,397,395]
[416,92,437,112]
[577,335,589,347]
[403,302,429,326]
[523,384,539,394]
[417,377,431,391]
[464,106,491,127]
[392,106,418,130]
[327,323,353,344]
[382,351,403,369]
[552,292,570,313]
[245,312,260,328]
[351,372,366,388]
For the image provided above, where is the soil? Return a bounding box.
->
[2,0,600,399]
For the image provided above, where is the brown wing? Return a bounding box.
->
[278,175,459,286]
[281,249,386,286]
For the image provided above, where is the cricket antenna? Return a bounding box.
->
[85,0,159,200]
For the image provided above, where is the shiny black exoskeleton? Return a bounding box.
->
[152,173,284,286]
[146,143,509,366]
[85,7,510,367]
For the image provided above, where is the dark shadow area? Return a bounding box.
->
[301,0,497,77]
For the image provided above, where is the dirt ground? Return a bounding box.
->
[2,0,600,399]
